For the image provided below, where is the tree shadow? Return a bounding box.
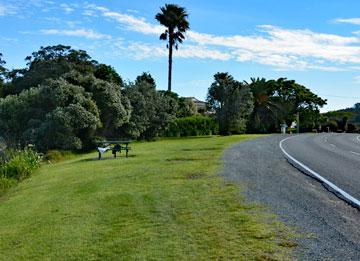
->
[69,155,136,164]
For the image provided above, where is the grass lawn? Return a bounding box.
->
[0,135,295,260]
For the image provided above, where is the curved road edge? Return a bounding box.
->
[279,135,360,210]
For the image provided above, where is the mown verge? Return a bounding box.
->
[0,135,295,260]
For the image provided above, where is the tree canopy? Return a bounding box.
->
[0,46,131,151]
[4,45,123,97]
[122,73,178,140]
[207,73,254,135]
[0,44,332,152]
[0,53,6,76]
[247,77,327,133]
[0,79,101,150]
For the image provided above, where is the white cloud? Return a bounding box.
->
[334,18,360,25]
[104,11,163,35]
[85,4,164,35]
[123,42,231,61]
[60,3,74,14]
[0,0,57,18]
[0,4,7,16]
[0,3,16,16]
[0,36,18,42]
[178,45,231,60]
[82,4,360,71]
[126,9,139,14]
[82,10,97,17]
[188,25,360,65]
[354,75,360,84]
[40,28,111,39]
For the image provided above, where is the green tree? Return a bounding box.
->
[63,71,131,139]
[274,78,326,130]
[94,64,123,86]
[135,72,156,86]
[177,97,196,118]
[1,45,132,146]
[155,4,190,92]
[0,53,6,77]
[0,79,101,151]
[7,45,99,95]
[247,78,282,133]
[0,53,6,97]
[248,77,326,133]
[122,73,177,140]
[207,73,254,135]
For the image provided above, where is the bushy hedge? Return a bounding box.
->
[44,150,76,163]
[0,148,41,195]
[166,116,218,137]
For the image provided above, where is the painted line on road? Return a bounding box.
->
[329,143,336,148]
[350,151,360,156]
[279,136,360,210]
[357,136,360,143]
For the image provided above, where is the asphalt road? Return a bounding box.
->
[282,133,360,201]
[221,134,360,260]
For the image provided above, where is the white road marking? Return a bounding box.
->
[350,151,360,156]
[357,136,360,143]
[279,135,360,210]
[329,143,336,148]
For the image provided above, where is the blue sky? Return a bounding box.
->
[1,0,360,111]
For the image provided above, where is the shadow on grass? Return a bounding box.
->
[69,155,137,164]
[159,135,217,141]
[165,155,212,163]
[181,147,221,152]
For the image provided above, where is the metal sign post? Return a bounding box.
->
[297,112,300,134]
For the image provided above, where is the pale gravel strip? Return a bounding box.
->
[221,135,360,260]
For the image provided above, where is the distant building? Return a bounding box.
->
[185,97,207,113]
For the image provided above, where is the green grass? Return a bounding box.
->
[0,135,295,260]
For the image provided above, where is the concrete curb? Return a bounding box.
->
[280,135,360,211]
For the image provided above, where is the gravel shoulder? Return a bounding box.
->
[221,135,360,260]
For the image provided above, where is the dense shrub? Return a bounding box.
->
[322,120,338,132]
[347,123,357,133]
[0,176,17,195]
[121,74,178,140]
[44,150,76,163]
[0,79,104,151]
[1,148,41,181]
[166,116,218,137]
[0,46,131,152]
[0,148,41,195]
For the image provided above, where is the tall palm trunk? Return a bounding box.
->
[168,30,174,92]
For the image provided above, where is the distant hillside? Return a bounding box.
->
[321,103,360,132]
[340,103,360,124]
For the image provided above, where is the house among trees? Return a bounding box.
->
[185,97,207,113]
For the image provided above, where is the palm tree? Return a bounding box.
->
[155,4,189,92]
[248,77,283,132]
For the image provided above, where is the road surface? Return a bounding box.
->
[282,133,360,201]
[221,134,360,260]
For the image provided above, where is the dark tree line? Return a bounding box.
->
[247,77,326,133]
[0,45,329,152]
[207,73,253,135]
[207,74,327,134]
[322,103,360,133]
[0,45,195,151]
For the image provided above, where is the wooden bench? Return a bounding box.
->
[97,141,131,160]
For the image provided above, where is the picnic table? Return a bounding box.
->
[97,140,131,160]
